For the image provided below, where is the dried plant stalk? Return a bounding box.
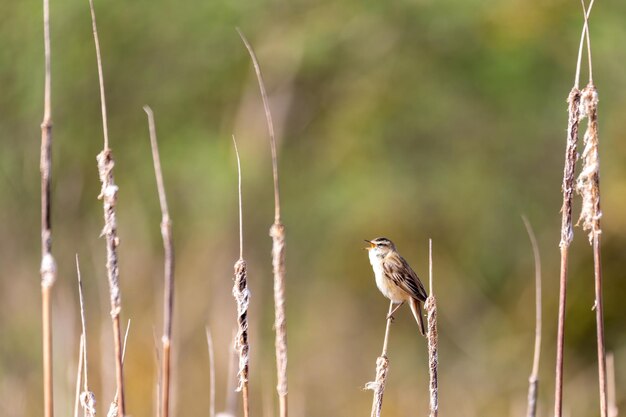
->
[107,321,131,417]
[577,82,608,417]
[270,221,288,415]
[522,216,542,417]
[575,2,608,415]
[233,259,250,417]
[555,5,595,416]
[88,0,125,414]
[365,301,394,417]
[554,85,582,417]
[205,328,216,417]
[74,337,85,417]
[425,239,438,417]
[144,106,176,417]
[40,1,56,416]
[237,29,288,416]
[76,256,97,417]
[231,136,251,417]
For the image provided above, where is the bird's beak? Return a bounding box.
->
[364,240,374,250]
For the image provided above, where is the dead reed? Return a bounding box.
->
[522,216,542,417]
[205,328,216,417]
[73,337,85,417]
[87,0,125,414]
[425,239,438,417]
[574,5,608,410]
[144,106,176,417]
[231,136,251,417]
[554,3,594,416]
[107,321,131,417]
[365,302,394,417]
[39,1,56,416]
[76,256,96,417]
[237,28,289,417]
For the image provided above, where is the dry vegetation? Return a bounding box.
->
[35,0,616,416]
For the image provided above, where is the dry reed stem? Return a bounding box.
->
[574,0,595,89]
[425,239,438,417]
[555,5,595,416]
[365,301,394,417]
[76,256,97,417]
[74,337,85,417]
[576,82,608,417]
[205,328,216,417]
[607,353,618,417]
[87,0,125,414]
[231,136,251,417]
[554,86,581,417]
[144,106,175,417]
[522,216,542,417]
[237,28,288,416]
[107,320,131,417]
[153,328,162,417]
[40,1,56,416]
[576,4,607,410]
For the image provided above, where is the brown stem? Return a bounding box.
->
[40,1,56,416]
[237,29,280,223]
[205,328,216,417]
[231,136,250,417]
[144,106,175,417]
[73,336,85,417]
[554,88,582,417]
[554,247,569,417]
[574,0,595,88]
[426,239,439,417]
[237,29,288,417]
[594,233,608,417]
[42,286,54,417]
[522,216,542,417]
[366,301,394,417]
[87,0,125,414]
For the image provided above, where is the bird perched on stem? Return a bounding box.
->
[365,237,428,336]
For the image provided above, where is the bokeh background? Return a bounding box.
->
[1,0,626,416]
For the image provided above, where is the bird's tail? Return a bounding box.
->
[409,297,426,337]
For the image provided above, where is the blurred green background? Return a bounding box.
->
[1,0,625,416]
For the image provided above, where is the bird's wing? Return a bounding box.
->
[383,254,428,301]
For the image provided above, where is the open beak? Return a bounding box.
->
[364,239,374,250]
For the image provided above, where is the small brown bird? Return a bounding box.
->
[365,237,428,336]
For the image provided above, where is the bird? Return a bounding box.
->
[365,237,428,336]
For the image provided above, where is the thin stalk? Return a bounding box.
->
[144,106,175,417]
[580,0,594,85]
[40,1,56,416]
[231,136,251,417]
[108,321,131,417]
[205,328,216,417]
[574,0,595,89]
[425,239,439,417]
[237,28,288,417]
[153,328,162,417]
[555,87,582,417]
[74,337,85,417]
[76,256,97,417]
[594,234,607,417]
[88,0,124,414]
[522,216,542,417]
[365,301,394,417]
